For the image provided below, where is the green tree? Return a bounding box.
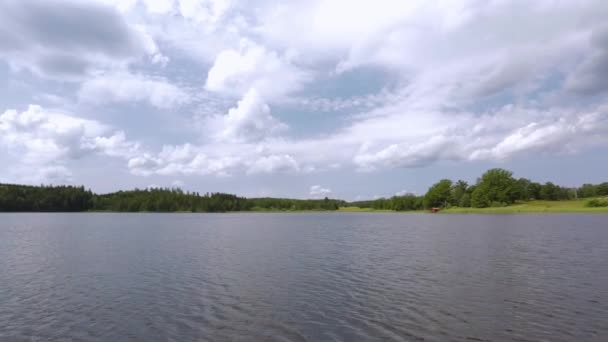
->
[459,193,471,207]
[578,184,598,198]
[451,180,468,206]
[598,182,608,196]
[470,168,517,207]
[471,188,490,208]
[424,179,453,208]
[539,182,558,200]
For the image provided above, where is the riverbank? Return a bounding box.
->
[441,199,608,213]
[339,199,608,214]
[2,199,607,214]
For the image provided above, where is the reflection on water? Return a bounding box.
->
[1,213,607,341]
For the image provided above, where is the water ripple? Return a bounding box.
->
[0,213,607,341]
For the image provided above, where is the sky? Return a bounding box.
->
[1,0,608,200]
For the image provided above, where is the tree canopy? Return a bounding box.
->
[0,185,344,212]
[0,168,604,212]
[423,179,453,208]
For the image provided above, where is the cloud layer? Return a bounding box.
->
[1,0,608,196]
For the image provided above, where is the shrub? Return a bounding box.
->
[585,199,608,208]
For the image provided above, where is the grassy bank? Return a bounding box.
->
[250,200,608,213]
[337,206,395,213]
[40,199,608,214]
[442,199,608,214]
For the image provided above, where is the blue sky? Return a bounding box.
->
[1,0,608,200]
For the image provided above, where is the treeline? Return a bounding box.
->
[349,194,423,211]
[93,189,250,212]
[0,184,345,212]
[0,183,94,212]
[352,168,608,210]
[2,169,606,212]
[422,168,606,209]
[248,197,345,211]
[94,190,346,212]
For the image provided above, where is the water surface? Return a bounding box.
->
[1,213,607,341]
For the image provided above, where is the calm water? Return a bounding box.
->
[0,213,607,341]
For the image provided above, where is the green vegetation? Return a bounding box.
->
[423,179,453,208]
[443,199,608,213]
[349,194,423,211]
[0,184,93,212]
[248,197,344,211]
[337,206,395,213]
[1,168,607,213]
[585,198,608,208]
[346,168,608,213]
[0,183,344,212]
[94,189,250,212]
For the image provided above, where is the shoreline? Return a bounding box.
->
[1,199,607,214]
[1,208,607,214]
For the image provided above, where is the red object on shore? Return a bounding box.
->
[431,207,440,213]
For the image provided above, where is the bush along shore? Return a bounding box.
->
[1,168,607,213]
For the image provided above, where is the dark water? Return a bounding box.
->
[1,213,607,341]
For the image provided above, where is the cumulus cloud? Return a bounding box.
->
[206,89,287,143]
[82,131,140,159]
[126,143,301,177]
[247,154,299,175]
[309,185,331,198]
[79,73,190,108]
[0,0,163,79]
[350,104,608,170]
[206,39,309,98]
[127,144,242,177]
[4,0,608,191]
[470,111,608,161]
[0,105,140,183]
[178,0,232,24]
[141,0,175,14]
[1,105,103,163]
[354,136,456,171]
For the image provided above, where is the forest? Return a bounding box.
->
[0,168,606,212]
[353,168,608,211]
[0,184,344,212]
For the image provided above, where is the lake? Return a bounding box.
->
[0,213,606,341]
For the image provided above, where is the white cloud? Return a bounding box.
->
[0,105,105,164]
[79,73,190,108]
[126,142,303,177]
[127,144,242,177]
[96,0,138,13]
[171,179,184,187]
[309,185,331,198]
[470,111,608,161]
[0,0,165,79]
[350,104,608,170]
[207,89,286,143]
[205,39,309,99]
[0,104,140,183]
[82,131,140,159]
[4,0,608,191]
[178,0,232,25]
[247,154,299,175]
[141,0,175,14]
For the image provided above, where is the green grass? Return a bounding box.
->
[248,199,608,214]
[85,199,608,214]
[442,198,608,214]
[337,206,395,213]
